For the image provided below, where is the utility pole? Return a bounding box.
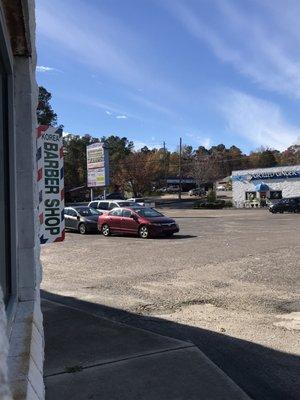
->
[163,141,167,187]
[179,137,182,200]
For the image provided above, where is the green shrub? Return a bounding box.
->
[206,189,216,203]
[193,200,225,209]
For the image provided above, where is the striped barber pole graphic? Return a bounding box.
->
[37,125,65,244]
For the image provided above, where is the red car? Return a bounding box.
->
[98,207,179,239]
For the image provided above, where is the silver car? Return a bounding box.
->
[64,206,102,234]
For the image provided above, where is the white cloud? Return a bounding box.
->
[71,94,169,124]
[36,1,182,101]
[36,65,58,73]
[134,140,161,150]
[166,0,300,98]
[219,90,300,150]
[186,132,211,149]
[37,2,141,84]
[76,96,137,118]
[128,93,175,118]
[202,137,211,149]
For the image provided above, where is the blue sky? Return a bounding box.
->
[36,0,300,153]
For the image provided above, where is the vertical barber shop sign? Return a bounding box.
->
[37,125,65,244]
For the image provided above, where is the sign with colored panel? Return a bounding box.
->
[87,142,109,187]
[249,170,300,180]
[37,125,65,244]
[232,169,300,182]
[87,167,106,187]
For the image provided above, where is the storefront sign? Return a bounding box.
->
[87,167,106,187]
[87,142,105,169]
[232,169,300,182]
[87,142,109,187]
[37,125,65,244]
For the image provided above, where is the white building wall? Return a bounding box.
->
[0,0,44,399]
[0,287,11,399]
[232,165,300,207]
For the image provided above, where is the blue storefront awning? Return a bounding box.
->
[255,182,269,192]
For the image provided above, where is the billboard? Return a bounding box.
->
[37,125,65,244]
[87,142,105,169]
[87,167,106,187]
[87,142,109,187]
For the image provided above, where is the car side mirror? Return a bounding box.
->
[131,214,138,220]
[77,216,80,221]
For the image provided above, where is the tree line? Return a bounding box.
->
[37,86,299,197]
[62,134,299,196]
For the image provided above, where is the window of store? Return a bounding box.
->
[245,191,256,200]
[269,191,282,200]
[0,58,11,305]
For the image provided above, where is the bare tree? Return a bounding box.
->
[115,152,154,196]
[192,155,223,187]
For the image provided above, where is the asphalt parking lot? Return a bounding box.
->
[41,208,300,400]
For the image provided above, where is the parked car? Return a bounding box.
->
[95,192,125,200]
[98,206,180,238]
[217,185,226,191]
[188,188,205,196]
[88,199,137,212]
[166,185,180,193]
[127,198,155,207]
[64,206,102,234]
[269,197,300,214]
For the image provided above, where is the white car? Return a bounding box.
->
[88,199,136,212]
[188,188,205,196]
[127,198,155,208]
[217,185,226,191]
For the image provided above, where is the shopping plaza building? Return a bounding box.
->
[0,1,44,399]
[232,165,300,207]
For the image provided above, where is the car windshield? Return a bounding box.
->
[76,207,100,216]
[135,208,163,218]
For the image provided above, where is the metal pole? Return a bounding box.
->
[90,188,93,201]
[163,141,167,187]
[179,137,182,200]
[103,188,107,200]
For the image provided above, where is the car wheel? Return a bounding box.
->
[139,225,149,239]
[78,223,87,235]
[102,224,111,236]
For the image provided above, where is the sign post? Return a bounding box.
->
[37,125,65,244]
[87,142,109,195]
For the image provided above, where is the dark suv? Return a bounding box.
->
[269,197,300,214]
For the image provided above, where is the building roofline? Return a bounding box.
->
[232,164,300,175]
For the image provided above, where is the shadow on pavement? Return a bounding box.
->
[170,216,217,219]
[157,234,197,240]
[65,231,197,239]
[42,290,300,400]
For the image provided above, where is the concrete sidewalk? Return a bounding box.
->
[43,299,250,400]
